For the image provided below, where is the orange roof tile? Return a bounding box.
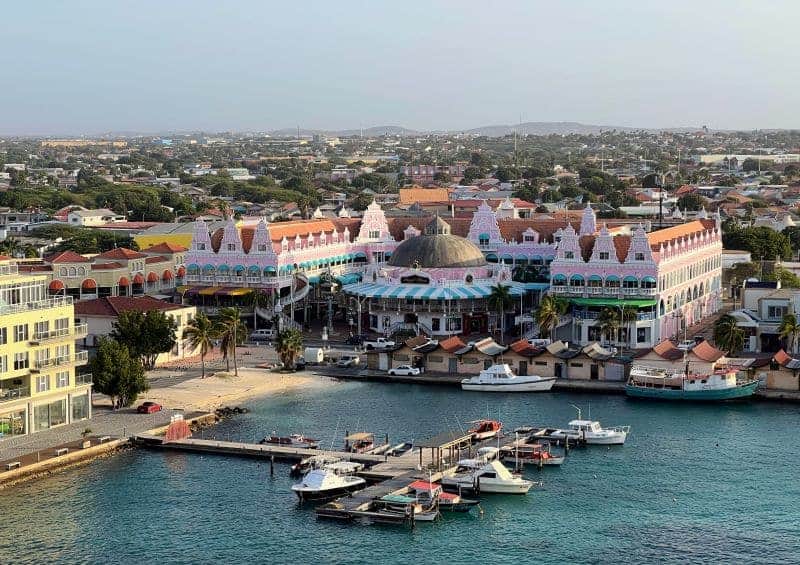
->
[142,242,188,253]
[47,250,91,263]
[691,340,725,362]
[399,187,450,205]
[652,340,684,360]
[439,335,467,353]
[95,248,147,260]
[647,220,716,251]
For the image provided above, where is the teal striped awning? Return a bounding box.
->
[342,282,524,299]
[335,273,362,285]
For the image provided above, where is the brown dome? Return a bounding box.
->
[388,234,487,269]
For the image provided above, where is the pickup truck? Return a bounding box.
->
[363,337,395,350]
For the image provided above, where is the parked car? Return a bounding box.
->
[137,401,162,414]
[295,358,307,370]
[336,354,361,368]
[677,340,695,351]
[250,328,276,341]
[363,337,395,350]
[388,365,421,376]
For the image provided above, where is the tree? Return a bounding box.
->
[111,310,177,370]
[676,193,708,211]
[597,308,620,344]
[182,313,217,378]
[275,328,304,370]
[432,171,452,184]
[90,337,148,408]
[619,306,638,348]
[248,290,272,330]
[536,295,568,338]
[494,167,520,183]
[779,314,800,354]
[462,166,482,185]
[713,314,745,355]
[488,284,513,336]
[722,225,792,261]
[215,307,246,376]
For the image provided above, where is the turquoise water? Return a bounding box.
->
[2,380,799,564]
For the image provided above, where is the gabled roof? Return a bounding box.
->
[652,340,684,360]
[646,220,716,251]
[142,242,188,253]
[47,250,91,264]
[439,335,468,354]
[88,262,124,270]
[582,342,615,361]
[545,340,581,359]
[95,248,147,260]
[472,337,508,356]
[510,339,540,356]
[690,340,726,362]
[145,255,169,264]
[74,296,184,317]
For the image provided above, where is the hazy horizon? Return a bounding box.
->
[3,0,799,135]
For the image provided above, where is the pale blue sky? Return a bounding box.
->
[2,0,798,134]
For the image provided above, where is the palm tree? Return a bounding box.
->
[779,313,800,354]
[597,308,620,345]
[536,295,568,339]
[249,290,272,331]
[620,306,638,349]
[182,312,217,378]
[275,328,304,370]
[215,307,246,376]
[713,314,745,356]
[488,284,513,337]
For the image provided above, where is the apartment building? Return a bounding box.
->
[0,256,91,440]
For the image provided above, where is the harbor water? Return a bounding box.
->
[2,379,799,564]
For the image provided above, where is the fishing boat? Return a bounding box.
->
[408,480,480,512]
[626,364,759,401]
[441,459,534,494]
[260,433,319,449]
[461,363,556,392]
[375,494,440,521]
[344,432,374,453]
[468,419,503,441]
[291,461,366,502]
[500,440,565,467]
[548,408,629,445]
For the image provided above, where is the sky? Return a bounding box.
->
[2,0,799,135]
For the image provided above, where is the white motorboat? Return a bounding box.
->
[441,459,534,494]
[291,461,366,501]
[461,364,555,392]
[261,433,319,449]
[550,408,629,445]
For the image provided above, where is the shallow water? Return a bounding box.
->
[2,380,799,564]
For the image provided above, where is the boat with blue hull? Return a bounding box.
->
[626,365,759,401]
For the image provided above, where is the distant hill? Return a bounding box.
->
[268,125,420,137]
[462,121,687,136]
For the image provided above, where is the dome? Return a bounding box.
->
[388,234,487,269]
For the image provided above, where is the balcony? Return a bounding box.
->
[0,296,73,316]
[0,263,19,277]
[75,373,93,386]
[30,324,89,344]
[33,350,89,370]
[0,386,30,404]
[550,286,657,298]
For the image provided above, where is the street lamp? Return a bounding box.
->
[671,309,687,343]
[274,298,283,331]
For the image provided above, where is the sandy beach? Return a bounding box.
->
[97,369,337,413]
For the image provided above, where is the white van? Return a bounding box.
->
[250,328,276,341]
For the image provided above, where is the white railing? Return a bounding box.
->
[548,287,657,298]
[0,263,19,277]
[31,324,88,343]
[0,296,73,315]
[34,350,89,370]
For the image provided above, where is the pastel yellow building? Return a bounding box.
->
[0,256,91,439]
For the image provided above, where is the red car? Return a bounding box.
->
[136,401,162,414]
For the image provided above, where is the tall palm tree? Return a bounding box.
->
[713,314,745,356]
[620,306,638,348]
[536,295,568,339]
[597,308,620,344]
[249,290,272,331]
[275,328,304,370]
[215,307,246,376]
[488,284,513,337]
[182,312,217,378]
[779,313,800,354]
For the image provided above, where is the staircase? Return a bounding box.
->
[387,321,433,337]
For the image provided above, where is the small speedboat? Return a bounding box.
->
[344,432,375,453]
[549,408,629,445]
[468,419,502,441]
[376,494,440,522]
[291,461,366,502]
[290,454,342,477]
[408,480,480,512]
[501,441,565,467]
[261,433,319,449]
[441,459,533,495]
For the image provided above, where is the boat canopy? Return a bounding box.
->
[344,432,374,441]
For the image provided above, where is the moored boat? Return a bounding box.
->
[291,461,366,502]
[344,432,375,453]
[261,433,319,449]
[408,480,480,512]
[626,364,759,401]
[441,459,534,494]
[501,441,565,467]
[461,363,556,392]
[375,494,440,522]
[468,419,503,441]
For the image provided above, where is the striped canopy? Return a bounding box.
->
[342,282,523,300]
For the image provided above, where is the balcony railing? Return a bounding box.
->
[550,286,657,298]
[0,386,30,404]
[33,350,89,370]
[75,373,93,386]
[30,324,89,344]
[0,296,73,315]
[0,263,19,277]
